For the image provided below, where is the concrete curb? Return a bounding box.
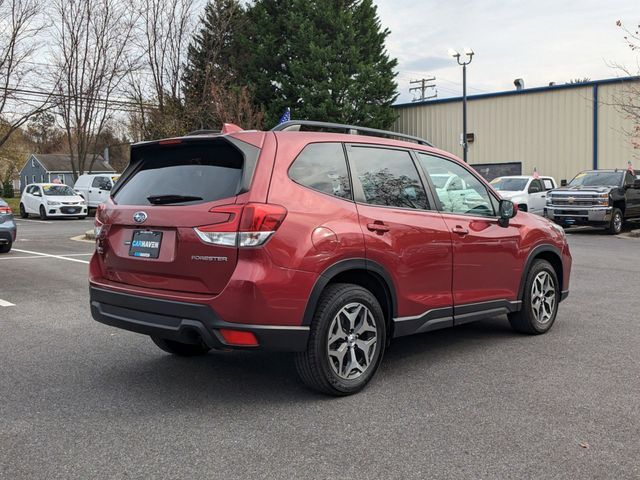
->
[626,229,640,238]
[85,229,96,240]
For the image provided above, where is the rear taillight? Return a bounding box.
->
[95,204,110,254]
[0,206,12,215]
[194,203,287,248]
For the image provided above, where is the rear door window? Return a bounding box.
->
[114,141,244,206]
[347,146,429,210]
[288,143,352,199]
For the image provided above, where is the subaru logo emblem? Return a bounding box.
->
[133,211,147,224]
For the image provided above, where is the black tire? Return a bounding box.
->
[0,242,11,253]
[151,336,211,357]
[509,259,559,335]
[518,204,528,212]
[607,208,623,235]
[294,283,386,396]
[19,203,28,219]
[39,205,48,220]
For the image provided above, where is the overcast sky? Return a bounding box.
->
[376,0,639,104]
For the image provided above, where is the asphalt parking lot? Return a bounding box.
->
[1,219,639,479]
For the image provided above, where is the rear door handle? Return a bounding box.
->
[367,222,390,233]
[452,225,469,235]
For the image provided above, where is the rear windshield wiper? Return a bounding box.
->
[147,194,203,205]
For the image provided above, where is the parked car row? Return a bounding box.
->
[489,168,640,234]
[17,174,121,221]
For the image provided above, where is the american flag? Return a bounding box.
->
[278,107,291,125]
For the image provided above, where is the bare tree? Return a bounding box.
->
[128,0,196,140]
[611,20,640,152]
[51,0,137,179]
[208,83,263,130]
[0,0,53,149]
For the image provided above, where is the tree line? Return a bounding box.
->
[0,0,399,185]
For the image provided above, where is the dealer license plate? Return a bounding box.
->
[129,230,162,258]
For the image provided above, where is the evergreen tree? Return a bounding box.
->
[182,0,248,129]
[239,0,398,128]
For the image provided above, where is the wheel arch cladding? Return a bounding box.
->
[302,259,397,334]
[518,245,563,300]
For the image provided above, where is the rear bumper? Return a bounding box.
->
[90,285,309,351]
[0,227,16,244]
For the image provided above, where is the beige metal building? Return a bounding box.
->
[393,76,639,183]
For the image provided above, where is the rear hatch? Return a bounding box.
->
[97,136,260,294]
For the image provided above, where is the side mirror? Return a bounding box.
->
[498,199,517,227]
[561,179,567,186]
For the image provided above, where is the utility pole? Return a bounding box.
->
[410,77,437,102]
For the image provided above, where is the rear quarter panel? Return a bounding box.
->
[265,136,365,274]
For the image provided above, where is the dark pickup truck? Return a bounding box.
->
[545,169,640,234]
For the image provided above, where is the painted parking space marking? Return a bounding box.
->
[0,253,92,261]
[0,299,15,307]
[14,218,53,224]
[11,248,90,265]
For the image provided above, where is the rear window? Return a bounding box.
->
[114,141,244,206]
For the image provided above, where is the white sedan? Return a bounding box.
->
[20,184,88,219]
[490,175,557,215]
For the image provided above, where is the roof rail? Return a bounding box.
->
[185,129,221,136]
[271,120,432,146]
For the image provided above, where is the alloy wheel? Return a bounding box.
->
[531,271,556,324]
[613,212,622,233]
[327,302,378,380]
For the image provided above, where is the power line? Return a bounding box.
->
[409,77,437,102]
[1,85,157,108]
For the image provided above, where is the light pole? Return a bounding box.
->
[448,48,474,163]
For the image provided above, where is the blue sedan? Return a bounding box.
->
[0,198,16,253]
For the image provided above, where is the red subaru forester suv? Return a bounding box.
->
[90,121,571,395]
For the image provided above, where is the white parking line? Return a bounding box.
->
[14,218,53,224]
[0,299,15,307]
[11,248,90,264]
[0,254,92,261]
